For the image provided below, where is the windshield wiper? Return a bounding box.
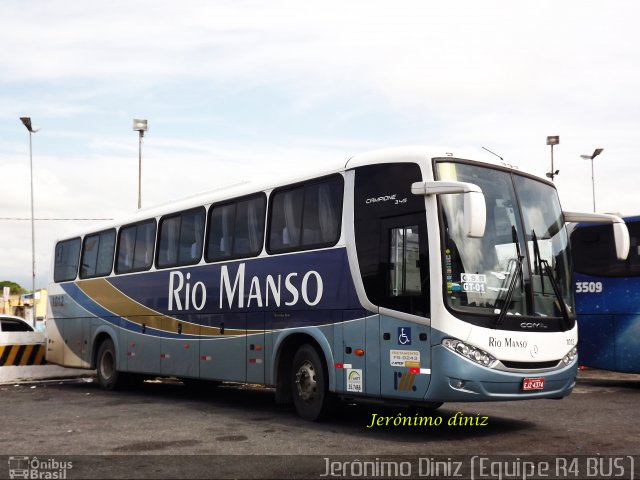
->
[495,226,523,327]
[532,230,545,293]
[495,255,523,327]
[531,230,571,329]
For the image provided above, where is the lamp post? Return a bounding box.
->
[580,148,604,212]
[19,117,39,326]
[546,135,560,181]
[133,119,148,209]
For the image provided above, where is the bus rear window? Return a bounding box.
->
[54,238,81,282]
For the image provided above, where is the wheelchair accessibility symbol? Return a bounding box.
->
[398,327,411,345]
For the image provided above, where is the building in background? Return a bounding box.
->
[0,288,47,331]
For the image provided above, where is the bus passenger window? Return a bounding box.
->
[116,220,157,274]
[269,188,304,250]
[268,175,343,254]
[157,207,205,268]
[80,229,116,279]
[208,203,235,260]
[54,238,81,282]
[234,196,266,255]
[206,194,266,262]
[301,181,342,246]
[158,216,180,266]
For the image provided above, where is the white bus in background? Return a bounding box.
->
[45,147,629,420]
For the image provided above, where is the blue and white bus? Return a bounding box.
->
[46,147,629,420]
[570,215,639,373]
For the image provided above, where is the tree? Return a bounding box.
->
[0,281,27,295]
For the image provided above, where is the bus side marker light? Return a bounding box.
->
[409,368,432,375]
[335,363,353,369]
[355,349,365,357]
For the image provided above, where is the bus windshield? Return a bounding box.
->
[436,161,573,324]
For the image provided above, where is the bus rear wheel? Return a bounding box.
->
[96,338,125,390]
[291,344,334,421]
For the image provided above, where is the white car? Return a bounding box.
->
[0,315,37,332]
[0,315,46,366]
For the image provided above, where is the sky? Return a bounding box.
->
[1,0,639,291]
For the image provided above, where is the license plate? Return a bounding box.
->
[523,377,545,391]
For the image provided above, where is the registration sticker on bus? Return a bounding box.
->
[522,377,545,391]
[390,350,420,368]
[346,368,363,393]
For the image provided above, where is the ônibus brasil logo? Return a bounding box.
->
[8,456,73,479]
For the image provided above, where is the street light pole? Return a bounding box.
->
[546,136,560,181]
[133,119,148,209]
[19,117,39,326]
[581,148,604,212]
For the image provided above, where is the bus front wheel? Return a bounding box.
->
[291,344,334,421]
[96,338,124,390]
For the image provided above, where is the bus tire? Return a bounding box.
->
[291,343,334,421]
[96,338,123,390]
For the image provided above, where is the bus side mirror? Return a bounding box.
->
[564,211,630,261]
[412,181,486,238]
[612,222,630,261]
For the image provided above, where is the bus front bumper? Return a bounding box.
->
[425,345,577,402]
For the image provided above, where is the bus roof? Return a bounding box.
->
[53,145,538,241]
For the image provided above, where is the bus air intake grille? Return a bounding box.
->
[500,360,560,369]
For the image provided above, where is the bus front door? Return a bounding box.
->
[378,215,432,400]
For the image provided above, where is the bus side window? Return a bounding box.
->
[206,194,266,262]
[267,175,343,254]
[80,229,116,279]
[156,208,205,269]
[570,223,640,277]
[234,196,266,255]
[207,203,235,260]
[116,220,157,274]
[54,238,81,282]
[269,188,304,250]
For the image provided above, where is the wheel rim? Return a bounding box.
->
[100,349,114,381]
[295,360,317,401]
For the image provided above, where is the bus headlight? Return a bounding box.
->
[562,346,577,365]
[442,339,497,367]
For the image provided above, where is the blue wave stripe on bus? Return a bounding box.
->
[60,266,366,339]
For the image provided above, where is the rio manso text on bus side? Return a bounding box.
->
[167,263,324,312]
